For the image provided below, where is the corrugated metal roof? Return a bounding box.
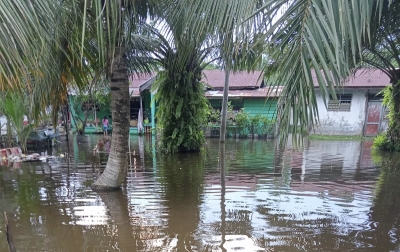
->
[313,68,391,88]
[205,86,282,98]
[129,73,156,97]
[202,70,263,90]
[129,73,156,88]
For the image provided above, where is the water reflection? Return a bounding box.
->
[0,136,399,251]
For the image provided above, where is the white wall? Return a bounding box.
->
[300,140,362,182]
[0,116,6,136]
[313,89,375,135]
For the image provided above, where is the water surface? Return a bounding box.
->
[0,135,399,251]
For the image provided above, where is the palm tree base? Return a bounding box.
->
[91,184,121,192]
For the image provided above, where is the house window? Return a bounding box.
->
[208,98,244,110]
[327,94,352,112]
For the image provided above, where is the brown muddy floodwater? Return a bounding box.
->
[0,135,399,252]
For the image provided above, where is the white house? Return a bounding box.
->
[0,115,6,135]
[312,69,390,136]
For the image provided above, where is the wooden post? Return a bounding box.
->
[220,67,230,142]
[3,212,16,252]
[151,92,156,135]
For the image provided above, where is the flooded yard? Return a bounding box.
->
[0,135,399,251]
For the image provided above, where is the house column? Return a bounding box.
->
[151,91,155,135]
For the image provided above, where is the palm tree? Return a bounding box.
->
[84,1,158,190]
[361,2,400,149]
[150,4,214,153]
[255,0,394,145]
[182,0,394,146]
[0,92,33,152]
[3,0,393,190]
[0,0,157,190]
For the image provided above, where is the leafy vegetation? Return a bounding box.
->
[235,109,250,136]
[0,93,33,151]
[152,2,215,153]
[71,89,111,135]
[205,105,275,138]
[154,67,208,153]
[373,86,398,151]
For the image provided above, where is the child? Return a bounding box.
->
[102,116,109,136]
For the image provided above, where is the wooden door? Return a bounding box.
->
[364,101,383,136]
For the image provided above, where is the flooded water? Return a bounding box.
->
[0,135,399,251]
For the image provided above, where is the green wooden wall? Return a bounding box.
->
[69,96,112,128]
[143,91,152,120]
[243,98,277,119]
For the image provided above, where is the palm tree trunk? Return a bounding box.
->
[386,79,400,148]
[219,67,230,142]
[6,119,12,148]
[98,190,138,250]
[92,46,130,190]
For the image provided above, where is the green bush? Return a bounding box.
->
[235,109,249,135]
[249,114,262,136]
[259,116,275,135]
[373,133,389,150]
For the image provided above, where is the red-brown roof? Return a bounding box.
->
[129,73,156,88]
[313,69,391,88]
[129,73,156,96]
[202,70,264,90]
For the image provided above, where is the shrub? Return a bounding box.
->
[373,133,389,150]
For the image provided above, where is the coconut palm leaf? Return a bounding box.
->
[0,92,32,151]
[255,0,390,144]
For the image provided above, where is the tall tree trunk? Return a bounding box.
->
[387,79,400,148]
[220,68,230,142]
[64,103,70,142]
[98,190,138,250]
[92,46,130,190]
[6,119,12,148]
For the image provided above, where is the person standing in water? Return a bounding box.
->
[102,116,109,136]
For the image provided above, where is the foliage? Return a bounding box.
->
[259,116,273,135]
[373,133,390,150]
[206,104,221,124]
[154,66,209,153]
[152,1,218,153]
[373,86,400,151]
[206,101,236,124]
[249,114,262,136]
[72,81,111,135]
[234,109,249,135]
[256,0,394,147]
[153,44,208,153]
[226,101,235,122]
[0,92,33,152]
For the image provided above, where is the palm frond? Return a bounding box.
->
[260,0,389,145]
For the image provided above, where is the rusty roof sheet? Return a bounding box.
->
[129,73,156,88]
[205,86,282,98]
[313,68,391,88]
[202,70,263,90]
[129,73,156,97]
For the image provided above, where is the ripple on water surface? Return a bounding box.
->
[0,136,398,251]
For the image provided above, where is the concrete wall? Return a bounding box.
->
[313,89,382,135]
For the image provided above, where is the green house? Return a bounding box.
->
[68,93,112,134]
[70,70,279,136]
[127,70,280,136]
[203,70,278,119]
[202,70,279,137]
[128,73,157,135]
